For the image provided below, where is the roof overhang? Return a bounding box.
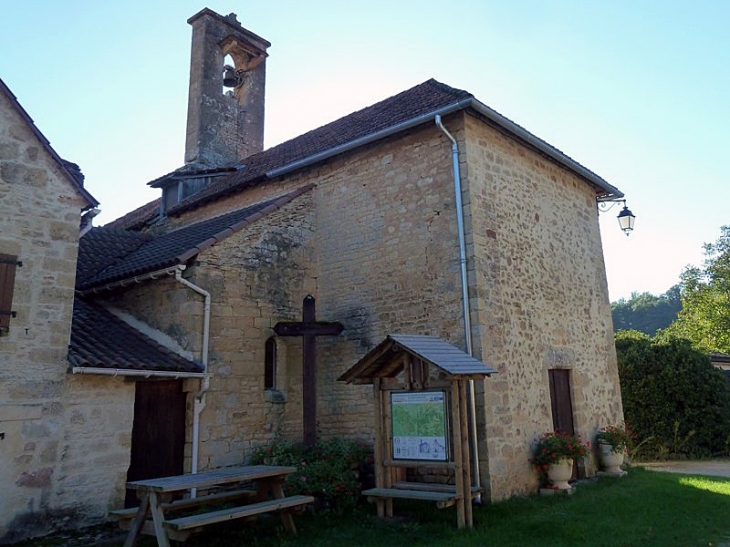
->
[71,367,207,379]
[266,97,622,201]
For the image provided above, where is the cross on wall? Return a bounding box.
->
[273,295,344,448]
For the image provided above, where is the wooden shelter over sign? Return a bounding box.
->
[339,334,496,528]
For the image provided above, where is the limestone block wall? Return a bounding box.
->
[462,112,623,500]
[128,111,621,504]
[104,194,317,471]
[311,125,468,441]
[0,95,133,543]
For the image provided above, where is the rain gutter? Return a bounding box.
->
[266,98,622,200]
[70,367,206,379]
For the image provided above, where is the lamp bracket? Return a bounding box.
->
[596,198,626,213]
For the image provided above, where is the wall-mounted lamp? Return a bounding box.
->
[223,65,246,88]
[598,199,636,236]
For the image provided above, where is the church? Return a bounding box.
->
[0,8,624,543]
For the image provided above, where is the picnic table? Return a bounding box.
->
[114,464,313,546]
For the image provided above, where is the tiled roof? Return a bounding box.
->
[169,79,471,214]
[112,78,620,228]
[78,185,313,291]
[68,297,203,373]
[338,334,497,384]
[0,77,98,208]
[77,227,152,286]
[104,198,161,231]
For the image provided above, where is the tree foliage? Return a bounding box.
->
[611,286,682,335]
[615,330,730,459]
[667,226,730,353]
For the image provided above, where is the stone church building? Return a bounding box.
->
[0,8,625,543]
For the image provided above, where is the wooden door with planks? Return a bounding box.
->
[125,379,187,507]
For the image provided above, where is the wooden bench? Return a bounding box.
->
[363,482,482,509]
[120,465,307,546]
[163,495,315,532]
[109,488,257,521]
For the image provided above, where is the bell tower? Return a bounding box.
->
[184,9,270,167]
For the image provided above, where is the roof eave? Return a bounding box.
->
[70,366,206,379]
[267,96,622,200]
[467,99,624,200]
[265,97,473,181]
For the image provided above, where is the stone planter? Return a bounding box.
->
[546,458,573,490]
[598,441,625,475]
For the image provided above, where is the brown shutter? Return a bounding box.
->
[0,253,19,333]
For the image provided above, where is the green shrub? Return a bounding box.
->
[249,438,373,513]
[615,330,730,459]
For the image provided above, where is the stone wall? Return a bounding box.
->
[124,110,620,503]
[103,193,317,471]
[311,125,468,441]
[462,112,623,500]
[0,92,133,543]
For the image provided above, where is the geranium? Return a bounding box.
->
[531,430,590,472]
[596,424,635,452]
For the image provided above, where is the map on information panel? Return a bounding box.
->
[391,391,448,461]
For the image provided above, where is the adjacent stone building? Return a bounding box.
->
[1,7,625,543]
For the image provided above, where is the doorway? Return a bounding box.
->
[125,379,187,507]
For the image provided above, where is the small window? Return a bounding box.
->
[264,337,277,390]
[0,253,19,336]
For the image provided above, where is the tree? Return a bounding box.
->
[611,286,682,335]
[615,330,730,459]
[668,226,730,353]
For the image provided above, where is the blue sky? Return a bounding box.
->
[1,1,728,302]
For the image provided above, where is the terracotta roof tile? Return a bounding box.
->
[78,185,313,291]
[69,297,202,373]
[169,79,469,214]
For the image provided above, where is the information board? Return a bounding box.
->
[391,390,448,461]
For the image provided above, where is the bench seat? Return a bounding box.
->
[362,486,483,509]
[109,488,257,520]
[163,495,315,531]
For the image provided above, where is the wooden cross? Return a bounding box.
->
[273,295,344,447]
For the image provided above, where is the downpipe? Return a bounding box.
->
[435,115,482,504]
[175,267,211,498]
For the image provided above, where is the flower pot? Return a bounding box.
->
[547,458,573,490]
[598,441,624,474]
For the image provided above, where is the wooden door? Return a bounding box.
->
[125,380,187,507]
[548,369,578,479]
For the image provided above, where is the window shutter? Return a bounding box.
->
[0,253,19,333]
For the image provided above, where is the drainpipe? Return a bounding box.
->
[435,115,482,504]
[174,268,211,498]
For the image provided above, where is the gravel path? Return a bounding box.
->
[639,459,730,477]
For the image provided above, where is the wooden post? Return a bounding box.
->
[451,380,466,529]
[459,379,473,527]
[372,378,386,518]
[273,295,343,448]
[382,387,394,517]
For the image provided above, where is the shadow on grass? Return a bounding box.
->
[21,467,730,546]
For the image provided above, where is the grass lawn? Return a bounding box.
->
[132,467,730,547]
[19,467,730,546]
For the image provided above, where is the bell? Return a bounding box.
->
[223,66,239,88]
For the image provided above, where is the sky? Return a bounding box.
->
[1,1,728,302]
